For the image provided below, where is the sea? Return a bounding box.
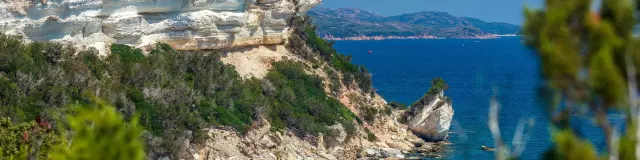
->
[332,37,618,159]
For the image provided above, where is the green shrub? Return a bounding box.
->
[324,66,341,96]
[427,78,449,95]
[388,102,407,109]
[382,107,392,115]
[50,100,145,160]
[266,60,357,137]
[361,107,379,122]
[0,118,59,159]
[365,129,377,142]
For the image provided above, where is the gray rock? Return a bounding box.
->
[421,153,443,158]
[412,140,425,148]
[193,153,200,160]
[320,153,337,160]
[406,156,423,160]
[405,91,454,142]
[260,136,277,149]
[364,148,378,157]
[326,123,347,144]
[380,148,404,158]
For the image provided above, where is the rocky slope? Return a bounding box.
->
[0,0,455,159]
[308,7,521,40]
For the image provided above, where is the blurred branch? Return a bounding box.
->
[489,97,506,159]
[624,52,639,159]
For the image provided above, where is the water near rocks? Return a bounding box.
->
[332,37,615,159]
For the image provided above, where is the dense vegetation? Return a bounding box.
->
[0,15,368,158]
[265,60,357,137]
[521,0,640,159]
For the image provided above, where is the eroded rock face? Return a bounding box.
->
[0,0,321,55]
[405,92,454,142]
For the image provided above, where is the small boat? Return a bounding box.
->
[368,50,373,54]
[481,146,496,151]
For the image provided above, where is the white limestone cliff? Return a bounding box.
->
[0,0,321,55]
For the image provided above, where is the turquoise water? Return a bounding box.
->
[332,38,613,159]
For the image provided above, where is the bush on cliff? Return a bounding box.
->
[411,78,450,108]
[388,102,408,109]
[427,78,449,95]
[266,60,357,137]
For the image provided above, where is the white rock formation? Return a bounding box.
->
[0,0,321,55]
[406,91,454,142]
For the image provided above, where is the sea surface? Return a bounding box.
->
[332,37,615,159]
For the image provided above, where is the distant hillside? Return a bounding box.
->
[308,8,521,40]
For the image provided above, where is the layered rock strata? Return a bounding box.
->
[0,0,320,55]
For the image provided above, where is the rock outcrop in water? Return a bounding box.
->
[405,91,454,142]
[0,0,320,54]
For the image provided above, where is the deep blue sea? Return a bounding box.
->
[332,37,614,159]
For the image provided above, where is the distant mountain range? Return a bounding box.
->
[307,8,521,40]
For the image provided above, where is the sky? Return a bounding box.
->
[317,0,544,24]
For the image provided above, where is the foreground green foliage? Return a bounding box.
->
[0,99,144,160]
[542,130,597,160]
[524,0,640,159]
[50,100,145,160]
[0,118,58,159]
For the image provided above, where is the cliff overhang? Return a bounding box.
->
[0,0,321,55]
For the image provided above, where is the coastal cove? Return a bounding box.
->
[332,37,616,159]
